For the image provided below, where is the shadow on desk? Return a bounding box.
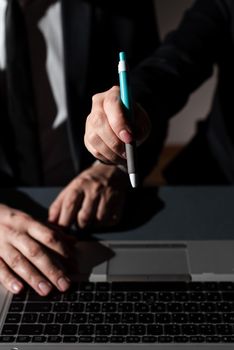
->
[96,186,165,234]
[0,187,164,235]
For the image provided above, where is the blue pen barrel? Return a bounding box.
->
[118,52,138,184]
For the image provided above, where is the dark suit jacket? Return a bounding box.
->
[131,0,234,184]
[0,0,166,185]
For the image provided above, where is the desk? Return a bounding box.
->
[0,186,233,241]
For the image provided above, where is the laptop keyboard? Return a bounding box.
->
[1,281,234,344]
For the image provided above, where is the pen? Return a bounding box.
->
[118,51,139,188]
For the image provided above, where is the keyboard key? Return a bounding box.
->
[216,324,233,335]
[55,313,71,323]
[63,336,78,343]
[22,313,38,323]
[206,336,221,343]
[9,303,24,312]
[110,336,125,343]
[96,325,111,335]
[222,336,234,342]
[78,325,94,335]
[105,313,120,323]
[47,335,62,343]
[0,336,16,342]
[158,336,173,343]
[113,325,128,335]
[95,336,109,343]
[71,313,87,323]
[1,325,18,335]
[5,313,21,323]
[130,324,145,335]
[44,324,60,335]
[25,302,51,312]
[61,324,77,335]
[18,324,43,335]
[32,336,47,342]
[70,302,84,312]
[79,336,94,343]
[147,325,163,335]
[174,336,189,343]
[126,336,141,343]
[39,313,54,323]
[190,336,205,342]
[142,336,157,343]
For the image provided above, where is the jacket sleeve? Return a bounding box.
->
[130,0,230,181]
[131,0,230,121]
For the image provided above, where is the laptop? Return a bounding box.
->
[1,238,234,349]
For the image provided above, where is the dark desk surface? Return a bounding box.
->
[0,186,233,241]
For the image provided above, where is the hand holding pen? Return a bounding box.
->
[84,79,151,185]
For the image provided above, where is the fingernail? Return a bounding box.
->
[119,129,133,143]
[38,281,52,295]
[58,277,70,291]
[11,282,22,293]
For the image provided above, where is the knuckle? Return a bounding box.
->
[92,93,100,104]
[92,148,102,160]
[0,257,6,269]
[16,211,32,223]
[110,85,120,93]
[109,138,122,152]
[28,243,43,259]
[12,229,24,241]
[92,91,105,105]
[48,266,63,280]
[63,198,75,212]
[10,253,24,270]
[43,231,58,246]
[92,112,106,129]
[92,182,104,196]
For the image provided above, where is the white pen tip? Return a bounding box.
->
[130,173,139,188]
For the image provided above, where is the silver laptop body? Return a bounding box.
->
[0,239,234,349]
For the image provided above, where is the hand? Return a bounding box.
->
[0,205,75,295]
[84,86,151,166]
[48,162,129,228]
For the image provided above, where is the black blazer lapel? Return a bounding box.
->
[61,0,92,172]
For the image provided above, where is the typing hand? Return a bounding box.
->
[0,205,75,295]
[48,162,129,228]
[84,86,151,166]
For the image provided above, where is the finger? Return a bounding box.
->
[58,188,84,227]
[11,233,71,292]
[85,132,126,166]
[88,91,127,157]
[0,257,24,294]
[103,86,134,143]
[77,187,101,228]
[1,245,54,295]
[48,191,65,223]
[26,218,70,258]
[96,189,125,226]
